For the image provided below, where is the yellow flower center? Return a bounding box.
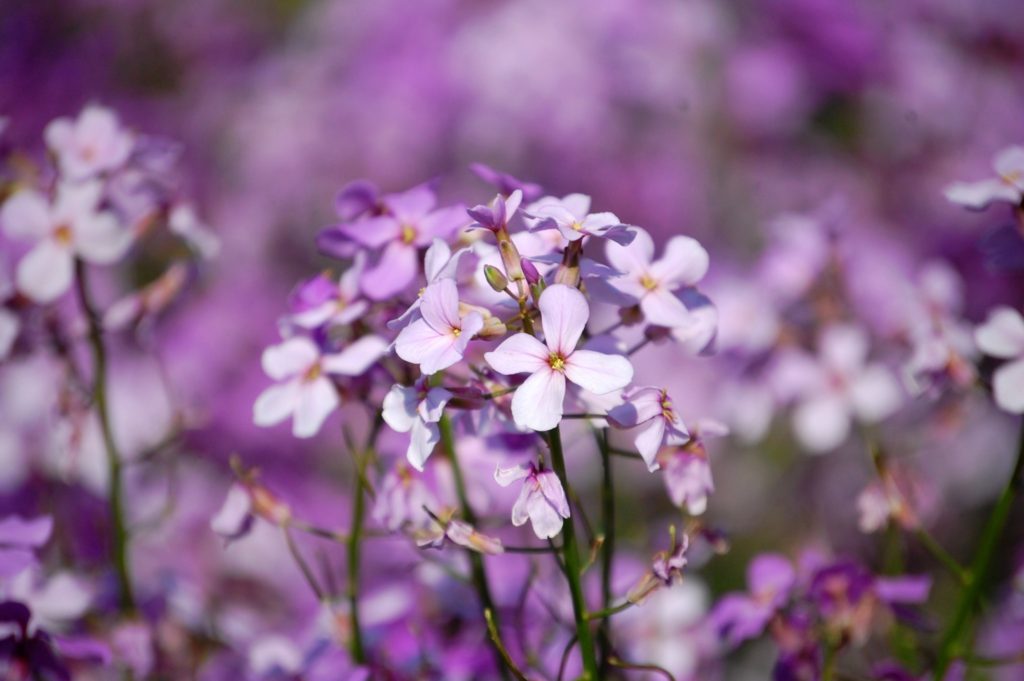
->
[570,221,584,232]
[303,363,323,382]
[660,393,675,421]
[451,327,462,337]
[1001,171,1022,186]
[549,354,566,371]
[54,224,73,246]
[401,224,417,244]
[640,274,659,291]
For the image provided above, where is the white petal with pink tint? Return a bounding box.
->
[539,284,589,355]
[320,335,387,375]
[511,369,566,432]
[993,358,1024,413]
[563,349,633,395]
[292,377,339,438]
[648,236,709,287]
[261,337,319,380]
[253,381,301,427]
[975,307,1024,359]
[485,333,550,375]
[792,393,851,453]
[0,190,51,240]
[16,240,73,303]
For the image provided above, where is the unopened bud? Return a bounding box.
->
[520,257,540,285]
[498,239,525,282]
[483,265,508,293]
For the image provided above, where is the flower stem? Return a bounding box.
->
[346,414,384,665]
[934,419,1024,678]
[438,414,511,681]
[74,260,135,613]
[546,425,600,680]
[595,428,615,675]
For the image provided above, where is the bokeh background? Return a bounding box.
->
[3,0,1024,679]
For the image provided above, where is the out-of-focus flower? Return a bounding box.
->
[628,530,689,603]
[168,203,220,259]
[493,462,570,539]
[608,387,689,471]
[103,263,190,331]
[470,163,542,201]
[0,308,17,360]
[288,264,368,330]
[485,284,633,431]
[5,570,93,635]
[394,279,484,375]
[0,182,132,302]
[210,484,255,541]
[974,306,1024,413]
[944,146,1024,209]
[417,511,504,555]
[44,105,133,181]
[604,227,709,328]
[253,335,387,437]
[527,193,635,245]
[709,553,795,646]
[776,324,903,453]
[373,463,437,532]
[467,190,522,233]
[0,516,53,579]
[382,380,453,470]
[657,419,725,514]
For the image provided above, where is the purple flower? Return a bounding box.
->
[373,464,437,532]
[394,279,484,375]
[484,284,633,431]
[210,484,255,542]
[328,184,468,300]
[44,106,133,181]
[608,387,689,471]
[710,553,795,646]
[253,334,387,437]
[974,306,1024,413]
[526,193,635,245]
[493,462,570,539]
[0,182,133,302]
[944,145,1024,209]
[604,227,709,328]
[0,516,53,579]
[470,163,542,201]
[287,262,368,330]
[658,419,725,514]
[382,380,453,470]
[627,530,690,603]
[467,190,523,233]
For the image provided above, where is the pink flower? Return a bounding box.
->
[608,387,689,471]
[44,106,134,181]
[526,193,635,245]
[657,419,726,514]
[974,306,1024,413]
[382,380,453,470]
[605,227,709,327]
[494,463,570,539]
[287,260,368,330]
[417,513,504,555]
[0,183,132,302]
[395,279,483,375]
[484,284,634,431]
[944,146,1024,210]
[774,324,903,453]
[467,190,523,233]
[253,335,387,438]
[388,238,472,331]
[373,464,437,532]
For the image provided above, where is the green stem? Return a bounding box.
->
[74,260,135,613]
[546,425,600,680]
[346,414,384,665]
[934,420,1024,678]
[596,428,615,675]
[439,415,511,681]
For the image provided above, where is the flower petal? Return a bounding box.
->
[539,284,589,355]
[484,333,550,375]
[648,236,709,288]
[261,337,318,380]
[253,381,300,427]
[0,189,51,240]
[536,470,570,519]
[849,364,902,423]
[420,278,461,333]
[395,319,458,374]
[606,226,655,274]
[975,307,1024,359]
[993,358,1024,413]
[16,240,73,303]
[73,212,132,264]
[564,349,634,395]
[640,288,692,327]
[406,419,440,471]
[321,335,387,375]
[361,241,417,301]
[511,368,566,432]
[943,179,1019,210]
[792,393,851,453]
[494,463,532,487]
[292,377,339,438]
[382,384,418,433]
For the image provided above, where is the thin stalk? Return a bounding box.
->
[585,601,634,621]
[934,420,1024,678]
[74,260,135,613]
[596,428,615,676]
[546,425,599,680]
[346,414,385,665]
[484,609,531,681]
[439,414,511,681]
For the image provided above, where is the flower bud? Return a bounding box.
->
[483,265,508,293]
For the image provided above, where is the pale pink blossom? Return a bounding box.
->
[526,193,635,245]
[608,387,689,471]
[44,106,134,181]
[382,380,453,470]
[944,146,1024,209]
[253,335,387,438]
[394,279,484,375]
[0,182,132,302]
[974,307,1024,413]
[388,238,473,330]
[605,227,709,328]
[288,259,368,330]
[494,463,570,539]
[484,284,634,431]
[656,419,726,514]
